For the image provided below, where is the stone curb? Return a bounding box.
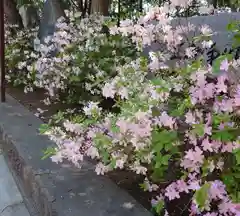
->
[0,94,153,216]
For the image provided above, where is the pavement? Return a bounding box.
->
[0,152,30,216]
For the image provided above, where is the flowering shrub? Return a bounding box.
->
[33,12,139,105]
[2,0,236,215]
[40,2,240,216]
[5,23,39,91]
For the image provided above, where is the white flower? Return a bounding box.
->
[122,202,134,209]
[200,24,212,35]
[202,40,213,49]
[118,87,128,99]
[132,162,147,175]
[86,146,99,159]
[102,83,116,98]
[95,162,108,175]
[83,101,102,117]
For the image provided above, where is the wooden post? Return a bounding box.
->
[0,0,5,102]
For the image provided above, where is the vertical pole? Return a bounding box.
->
[117,0,120,27]
[0,0,5,102]
[139,0,143,12]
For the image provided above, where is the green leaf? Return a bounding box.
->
[152,132,164,152]
[194,183,210,210]
[212,130,234,142]
[152,130,178,152]
[234,149,240,165]
[109,158,117,169]
[227,22,237,31]
[39,124,50,134]
[234,33,240,42]
[230,192,240,203]
[111,125,120,133]
[201,160,210,177]
[151,167,165,182]
[222,174,235,188]
[155,161,162,169]
[41,147,56,160]
[101,150,110,165]
[234,173,240,179]
[94,133,111,147]
[155,200,164,214]
[233,33,240,48]
[162,155,171,165]
[192,124,205,137]
[139,183,147,191]
[212,113,231,126]
[52,111,65,123]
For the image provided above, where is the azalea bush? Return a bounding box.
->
[33,11,139,105]
[5,23,39,91]
[5,0,240,215]
[40,2,240,216]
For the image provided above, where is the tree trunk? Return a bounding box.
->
[74,0,91,17]
[90,0,111,16]
[4,0,23,28]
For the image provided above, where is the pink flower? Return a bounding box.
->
[176,180,189,193]
[214,99,233,113]
[220,59,229,71]
[205,113,212,124]
[202,137,213,152]
[116,119,129,134]
[181,158,195,170]
[185,147,204,164]
[188,180,201,190]
[218,200,236,215]
[233,203,240,215]
[188,173,197,181]
[211,140,222,152]
[204,83,215,98]
[190,202,200,215]
[157,111,175,129]
[165,182,180,200]
[185,111,196,124]
[188,134,198,146]
[204,125,212,135]
[218,123,225,130]
[203,213,217,216]
[209,180,226,200]
[190,87,205,104]
[216,74,228,93]
[221,142,234,153]
[234,97,240,107]
[233,86,240,106]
